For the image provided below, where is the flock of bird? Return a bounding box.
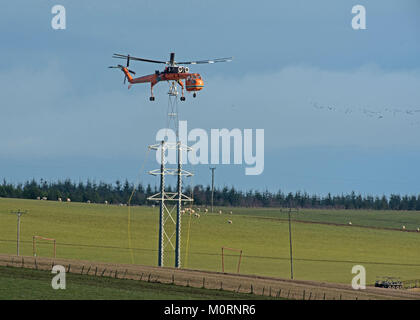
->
[311,101,420,126]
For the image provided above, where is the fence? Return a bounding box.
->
[0,254,398,300]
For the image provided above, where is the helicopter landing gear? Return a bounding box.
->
[193,93,196,98]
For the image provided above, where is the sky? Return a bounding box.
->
[0,0,419,196]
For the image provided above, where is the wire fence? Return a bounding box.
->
[0,254,367,300]
[1,254,417,300]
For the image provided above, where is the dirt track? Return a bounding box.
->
[1,254,419,300]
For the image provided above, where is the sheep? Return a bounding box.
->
[402,225,406,230]
[87,200,91,204]
[194,213,200,218]
[58,197,62,202]
[104,200,108,205]
[230,211,233,215]
[66,198,71,202]
[348,221,352,225]
[42,196,47,201]
[204,209,208,213]
[218,210,222,215]
[191,209,195,214]
[36,196,41,200]
[196,207,201,212]
[417,228,420,232]
[227,220,232,224]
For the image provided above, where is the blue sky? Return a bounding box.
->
[0,1,419,195]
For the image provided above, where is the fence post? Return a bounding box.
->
[303,290,305,300]
[171,274,174,284]
[202,277,205,288]
[308,292,312,300]
[81,265,84,274]
[95,267,97,276]
[250,284,254,294]
[287,289,290,299]
[269,287,272,297]
[220,281,223,290]
[148,273,151,282]
[237,284,241,293]
[262,287,265,296]
[101,268,106,276]
[68,264,71,272]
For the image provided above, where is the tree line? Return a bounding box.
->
[0,179,420,210]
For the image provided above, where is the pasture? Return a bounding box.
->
[1,198,420,284]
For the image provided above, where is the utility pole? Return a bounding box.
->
[287,204,294,280]
[10,209,28,256]
[210,167,216,213]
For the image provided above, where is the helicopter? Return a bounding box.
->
[109,52,232,101]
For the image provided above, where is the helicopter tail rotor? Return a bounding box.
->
[108,63,136,85]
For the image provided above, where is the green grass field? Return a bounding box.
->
[0,266,272,300]
[1,198,420,285]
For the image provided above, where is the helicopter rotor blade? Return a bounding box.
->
[113,53,168,64]
[177,57,233,65]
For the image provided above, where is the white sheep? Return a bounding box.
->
[204,209,208,213]
[66,198,71,202]
[230,211,233,215]
[58,197,62,202]
[87,200,91,204]
[194,213,200,218]
[417,228,420,232]
[104,200,108,205]
[42,197,47,201]
[348,221,352,225]
[36,196,40,200]
[218,210,222,215]
[227,220,232,224]
[402,225,406,230]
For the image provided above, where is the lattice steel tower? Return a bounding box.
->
[147,82,194,268]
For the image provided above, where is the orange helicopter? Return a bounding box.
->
[109,52,232,101]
